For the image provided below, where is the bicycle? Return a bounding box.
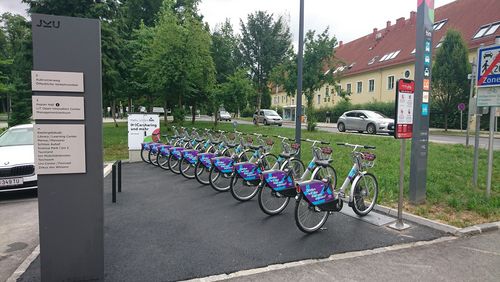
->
[294,142,378,233]
[179,130,223,179]
[229,133,281,201]
[258,138,335,215]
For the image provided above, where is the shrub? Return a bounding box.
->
[241,107,255,118]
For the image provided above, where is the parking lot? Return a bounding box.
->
[19,162,445,281]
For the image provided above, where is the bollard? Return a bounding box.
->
[118,160,122,193]
[112,162,117,203]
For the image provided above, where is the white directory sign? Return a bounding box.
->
[34,124,86,174]
[31,70,84,92]
[32,96,84,120]
[128,114,160,150]
[477,87,500,107]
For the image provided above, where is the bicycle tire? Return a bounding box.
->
[148,148,159,166]
[258,185,290,215]
[157,152,169,170]
[168,154,181,174]
[208,165,232,192]
[194,161,210,185]
[294,194,329,233]
[141,148,150,163]
[179,157,196,179]
[311,164,337,189]
[351,173,378,216]
[229,173,259,201]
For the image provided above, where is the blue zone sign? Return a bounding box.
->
[477,45,500,87]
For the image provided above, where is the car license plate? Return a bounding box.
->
[0,178,24,187]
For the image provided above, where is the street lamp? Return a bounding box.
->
[295,0,304,151]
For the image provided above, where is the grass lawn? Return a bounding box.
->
[103,121,500,227]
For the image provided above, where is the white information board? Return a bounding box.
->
[34,124,86,174]
[31,70,84,92]
[32,96,84,120]
[127,114,160,150]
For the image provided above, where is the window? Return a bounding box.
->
[388,50,401,60]
[317,95,321,104]
[411,48,416,54]
[346,112,357,117]
[369,79,375,92]
[357,81,363,94]
[388,76,395,90]
[325,86,330,96]
[368,56,378,65]
[335,85,341,96]
[473,22,500,39]
[346,83,352,94]
[379,50,401,62]
[433,19,447,31]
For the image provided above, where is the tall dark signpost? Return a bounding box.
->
[409,0,434,204]
[32,14,104,281]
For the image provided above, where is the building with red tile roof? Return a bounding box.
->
[271,0,500,119]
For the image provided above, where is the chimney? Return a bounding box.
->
[410,11,416,23]
[373,28,378,38]
[386,21,391,29]
[396,17,405,28]
[339,41,343,47]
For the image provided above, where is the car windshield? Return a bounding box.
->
[263,110,279,116]
[367,111,389,119]
[0,127,33,147]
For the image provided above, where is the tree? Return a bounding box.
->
[239,11,291,117]
[218,69,254,116]
[432,29,471,131]
[0,13,31,126]
[271,28,338,131]
[211,19,239,84]
[141,0,215,125]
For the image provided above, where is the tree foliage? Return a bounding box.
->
[432,29,471,131]
[272,28,338,130]
[239,11,291,114]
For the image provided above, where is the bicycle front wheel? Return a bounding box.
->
[258,185,290,215]
[261,153,278,170]
[194,161,210,185]
[351,173,378,216]
[208,166,232,192]
[141,148,150,163]
[168,154,181,174]
[157,152,169,170]
[179,157,196,179]
[230,174,259,201]
[294,194,329,233]
[148,149,158,166]
[287,159,305,178]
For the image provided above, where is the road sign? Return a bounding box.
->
[458,103,466,111]
[477,44,500,87]
[394,79,415,139]
[477,86,500,107]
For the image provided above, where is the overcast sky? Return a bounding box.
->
[1,0,455,44]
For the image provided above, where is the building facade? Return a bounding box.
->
[271,0,500,119]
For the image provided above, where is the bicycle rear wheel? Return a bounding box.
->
[351,173,378,216]
[230,174,259,201]
[258,185,290,215]
[179,157,196,179]
[148,149,158,166]
[208,166,232,192]
[294,194,329,233]
[194,161,210,185]
[287,159,305,178]
[312,164,337,189]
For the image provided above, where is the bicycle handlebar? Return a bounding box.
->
[337,142,376,149]
[302,138,330,145]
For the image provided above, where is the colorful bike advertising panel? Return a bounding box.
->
[394,79,415,139]
[128,114,160,150]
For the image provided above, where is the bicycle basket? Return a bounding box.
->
[245,136,254,146]
[361,152,376,168]
[314,147,332,161]
[263,138,274,152]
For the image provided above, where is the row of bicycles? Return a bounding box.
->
[140,126,379,233]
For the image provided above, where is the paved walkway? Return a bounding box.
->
[221,230,500,282]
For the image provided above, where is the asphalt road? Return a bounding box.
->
[0,190,38,282]
[20,162,444,281]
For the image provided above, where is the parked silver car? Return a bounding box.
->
[337,110,394,134]
[253,109,283,126]
[218,110,232,121]
[0,124,37,192]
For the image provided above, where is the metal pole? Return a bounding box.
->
[389,139,410,231]
[460,111,463,132]
[118,160,122,193]
[112,163,116,203]
[486,107,495,198]
[473,112,481,186]
[295,0,304,156]
[466,60,476,147]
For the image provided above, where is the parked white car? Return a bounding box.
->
[337,110,394,134]
[218,110,232,121]
[0,124,37,192]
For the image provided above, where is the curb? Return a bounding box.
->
[374,204,500,236]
